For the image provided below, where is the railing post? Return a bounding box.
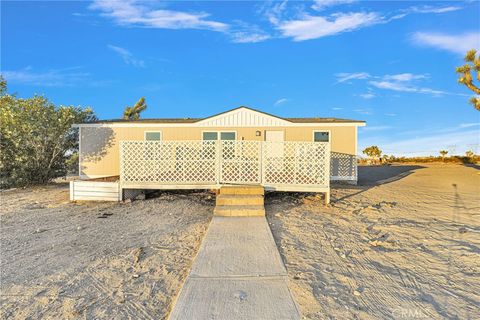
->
[326,142,331,188]
[258,141,263,185]
[119,141,124,201]
[119,141,124,185]
[324,141,331,205]
[261,141,266,185]
[216,140,221,185]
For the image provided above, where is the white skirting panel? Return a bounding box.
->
[70,180,121,201]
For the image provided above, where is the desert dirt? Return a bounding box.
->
[0,186,214,319]
[0,163,479,319]
[267,163,480,319]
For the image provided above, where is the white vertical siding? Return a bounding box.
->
[196,107,291,127]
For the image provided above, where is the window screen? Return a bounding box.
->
[220,132,236,140]
[145,132,161,141]
[202,132,218,140]
[314,131,329,142]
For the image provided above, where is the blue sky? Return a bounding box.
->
[2,0,480,156]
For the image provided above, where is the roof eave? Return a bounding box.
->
[73,121,366,128]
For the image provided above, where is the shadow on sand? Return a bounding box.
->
[357,165,426,186]
[460,162,480,170]
[334,165,425,203]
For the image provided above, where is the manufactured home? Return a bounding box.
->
[70,106,365,203]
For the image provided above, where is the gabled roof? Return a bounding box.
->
[84,106,365,126]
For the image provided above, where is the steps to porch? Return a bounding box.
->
[214,185,265,217]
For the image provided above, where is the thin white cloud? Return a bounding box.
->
[274,98,288,106]
[263,0,288,25]
[331,107,343,110]
[90,0,228,32]
[383,73,428,82]
[459,123,480,128]
[92,1,272,43]
[336,71,462,97]
[312,0,357,11]
[361,125,392,132]
[359,93,375,99]
[406,5,462,14]
[266,1,466,42]
[108,45,145,68]
[369,80,447,95]
[388,4,463,22]
[369,80,419,92]
[276,12,383,41]
[335,72,370,83]
[385,113,397,117]
[354,108,372,115]
[3,67,91,87]
[230,32,270,43]
[411,32,480,55]
[229,21,271,43]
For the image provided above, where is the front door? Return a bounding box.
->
[265,131,285,158]
[265,130,284,142]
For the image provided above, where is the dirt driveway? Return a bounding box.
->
[0,186,213,319]
[266,164,480,319]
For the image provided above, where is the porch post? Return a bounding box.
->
[258,141,263,185]
[261,141,266,185]
[215,140,221,185]
[325,142,331,206]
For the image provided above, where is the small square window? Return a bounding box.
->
[314,131,329,142]
[220,132,236,140]
[203,132,218,140]
[145,132,161,141]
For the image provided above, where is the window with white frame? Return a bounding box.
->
[313,131,329,142]
[202,131,236,140]
[145,131,162,141]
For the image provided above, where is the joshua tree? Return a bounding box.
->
[456,49,480,111]
[380,154,390,164]
[362,146,382,164]
[123,97,147,120]
[465,150,474,158]
[439,150,448,161]
[0,75,6,95]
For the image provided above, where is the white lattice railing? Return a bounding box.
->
[120,140,330,191]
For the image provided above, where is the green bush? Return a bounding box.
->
[0,80,96,188]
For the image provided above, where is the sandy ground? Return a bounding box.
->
[266,164,480,319]
[1,164,478,319]
[0,186,214,319]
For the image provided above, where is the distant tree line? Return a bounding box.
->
[361,145,478,165]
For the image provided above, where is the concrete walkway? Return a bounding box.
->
[169,217,301,320]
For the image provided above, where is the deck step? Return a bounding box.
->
[214,205,265,217]
[220,185,264,195]
[216,194,264,206]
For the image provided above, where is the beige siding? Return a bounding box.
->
[80,125,357,178]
